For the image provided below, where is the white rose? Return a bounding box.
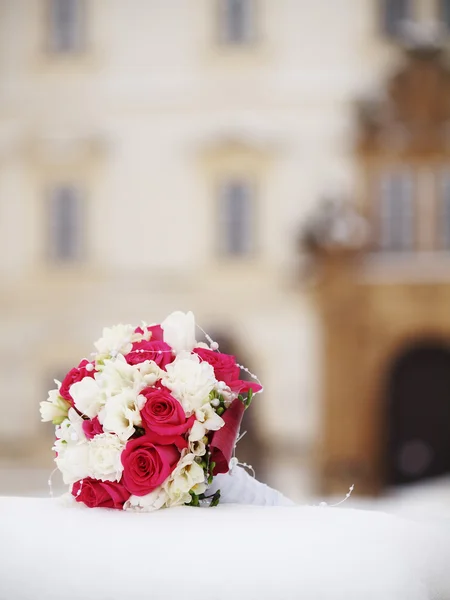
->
[161,311,197,355]
[124,486,168,512]
[162,353,216,414]
[189,403,224,442]
[54,438,90,485]
[164,453,206,506]
[88,433,124,482]
[100,389,141,441]
[70,377,105,419]
[94,324,135,358]
[39,389,71,424]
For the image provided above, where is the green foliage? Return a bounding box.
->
[210,490,221,507]
[185,488,221,508]
[238,388,253,409]
[186,493,200,507]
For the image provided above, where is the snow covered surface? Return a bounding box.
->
[0,496,449,600]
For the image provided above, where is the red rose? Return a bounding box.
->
[210,398,245,475]
[143,430,188,451]
[121,435,181,496]
[72,478,130,509]
[60,359,96,405]
[194,348,240,386]
[125,340,173,369]
[82,416,104,439]
[134,324,164,341]
[140,387,194,436]
[229,380,263,395]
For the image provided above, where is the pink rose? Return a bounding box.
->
[125,340,173,369]
[121,435,182,496]
[140,387,194,436]
[210,398,245,475]
[194,348,240,386]
[72,478,130,509]
[229,380,263,395]
[143,431,188,452]
[82,416,104,439]
[60,359,96,405]
[134,324,164,341]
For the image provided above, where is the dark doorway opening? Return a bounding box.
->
[386,342,450,486]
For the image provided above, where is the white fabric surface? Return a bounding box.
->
[209,464,296,506]
[0,496,449,600]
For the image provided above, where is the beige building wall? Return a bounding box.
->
[1,0,444,499]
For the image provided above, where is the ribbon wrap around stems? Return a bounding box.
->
[210,398,245,475]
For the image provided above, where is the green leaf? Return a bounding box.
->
[210,490,221,507]
[245,388,253,408]
[216,406,224,416]
[186,493,200,507]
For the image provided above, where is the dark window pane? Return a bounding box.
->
[382,0,409,37]
[439,171,450,249]
[219,180,253,256]
[219,0,254,44]
[440,0,450,28]
[379,171,415,251]
[49,185,83,262]
[49,0,84,53]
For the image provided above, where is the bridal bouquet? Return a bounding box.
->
[40,311,262,511]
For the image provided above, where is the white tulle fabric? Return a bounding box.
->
[207,465,295,506]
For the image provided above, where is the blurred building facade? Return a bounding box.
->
[309,41,450,495]
[1,0,450,499]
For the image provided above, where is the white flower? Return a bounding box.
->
[189,403,224,442]
[70,357,161,420]
[164,453,206,506]
[162,353,216,414]
[215,383,235,408]
[94,324,135,358]
[56,408,86,444]
[70,377,106,419]
[54,438,90,485]
[100,355,161,396]
[39,389,71,424]
[88,433,124,482]
[161,311,197,355]
[100,389,142,441]
[189,438,207,457]
[195,342,210,350]
[124,486,168,512]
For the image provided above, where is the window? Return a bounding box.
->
[48,0,85,53]
[218,179,254,256]
[439,0,450,28]
[48,184,84,262]
[218,0,255,45]
[438,170,450,249]
[378,171,415,251]
[382,0,410,37]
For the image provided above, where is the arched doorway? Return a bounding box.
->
[386,342,450,486]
